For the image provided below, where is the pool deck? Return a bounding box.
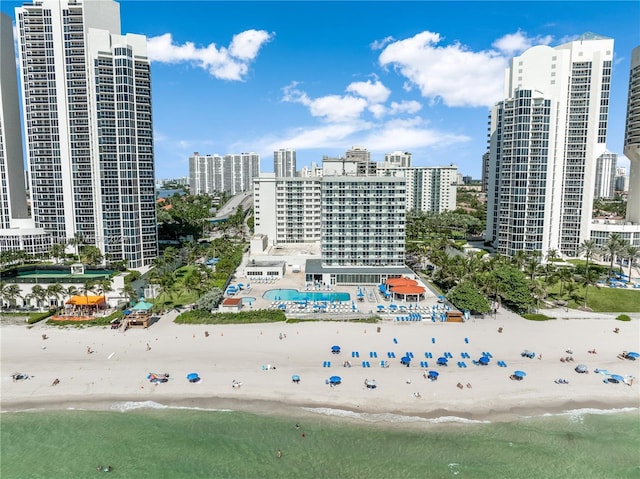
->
[226,269,449,320]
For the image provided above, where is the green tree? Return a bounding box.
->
[447,280,490,313]
[488,265,534,312]
[46,283,65,309]
[578,239,599,288]
[49,242,67,264]
[194,287,224,311]
[0,283,22,308]
[624,245,640,281]
[30,285,48,311]
[601,233,625,279]
[80,245,104,266]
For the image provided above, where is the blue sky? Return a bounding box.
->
[3,1,639,179]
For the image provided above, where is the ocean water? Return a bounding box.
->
[1,405,639,479]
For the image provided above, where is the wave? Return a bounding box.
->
[524,406,639,420]
[110,400,233,413]
[301,407,490,424]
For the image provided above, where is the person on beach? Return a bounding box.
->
[52,378,60,386]
[146,343,151,351]
[87,346,93,354]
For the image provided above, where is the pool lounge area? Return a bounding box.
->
[263,289,351,303]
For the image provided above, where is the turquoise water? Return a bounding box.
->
[241,297,257,304]
[264,289,350,302]
[2,406,639,478]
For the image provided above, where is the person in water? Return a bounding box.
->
[276,449,282,459]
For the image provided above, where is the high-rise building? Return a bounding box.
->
[383,151,412,168]
[593,151,617,199]
[486,34,614,257]
[0,13,29,229]
[376,165,457,213]
[345,146,376,175]
[624,46,640,223]
[189,152,259,195]
[0,12,51,254]
[15,0,157,267]
[273,148,296,177]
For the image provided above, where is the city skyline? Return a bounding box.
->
[2,1,638,179]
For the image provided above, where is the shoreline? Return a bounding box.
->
[2,312,639,425]
[2,393,638,424]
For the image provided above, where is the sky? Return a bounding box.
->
[2,1,639,179]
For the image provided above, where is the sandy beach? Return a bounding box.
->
[2,310,639,421]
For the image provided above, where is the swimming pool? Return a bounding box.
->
[241,297,256,304]
[263,289,350,302]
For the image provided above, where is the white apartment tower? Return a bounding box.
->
[486,34,614,257]
[377,165,457,213]
[15,0,157,267]
[273,148,296,177]
[0,13,29,229]
[593,151,617,199]
[624,46,640,224]
[189,152,259,195]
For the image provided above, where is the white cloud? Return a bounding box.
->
[147,30,273,81]
[346,79,391,104]
[370,36,395,51]
[492,30,552,56]
[378,30,553,108]
[282,83,369,123]
[388,100,422,115]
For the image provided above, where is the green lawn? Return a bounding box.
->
[549,283,640,312]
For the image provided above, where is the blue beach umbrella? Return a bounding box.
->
[478,356,490,365]
[428,370,439,378]
[292,374,300,382]
[609,374,625,382]
[123,309,132,315]
[626,352,639,359]
[513,370,526,377]
[329,376,342,384]
[331,345,341,353]
[186,373,200,383]
[437,357,448,365]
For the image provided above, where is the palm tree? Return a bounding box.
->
[49,242,67,264]
[524,258,540,281]
[545,248,560,263]
[46,283,65,310]
[557,266,574,296]
[1,283,23,309]
[580,268,601,308]
[624,245,640,282]
[68,233,84,263]
[578,239,599,285]
[601,233,625,280]
[30,285,48,311]
[529,278,548,313]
